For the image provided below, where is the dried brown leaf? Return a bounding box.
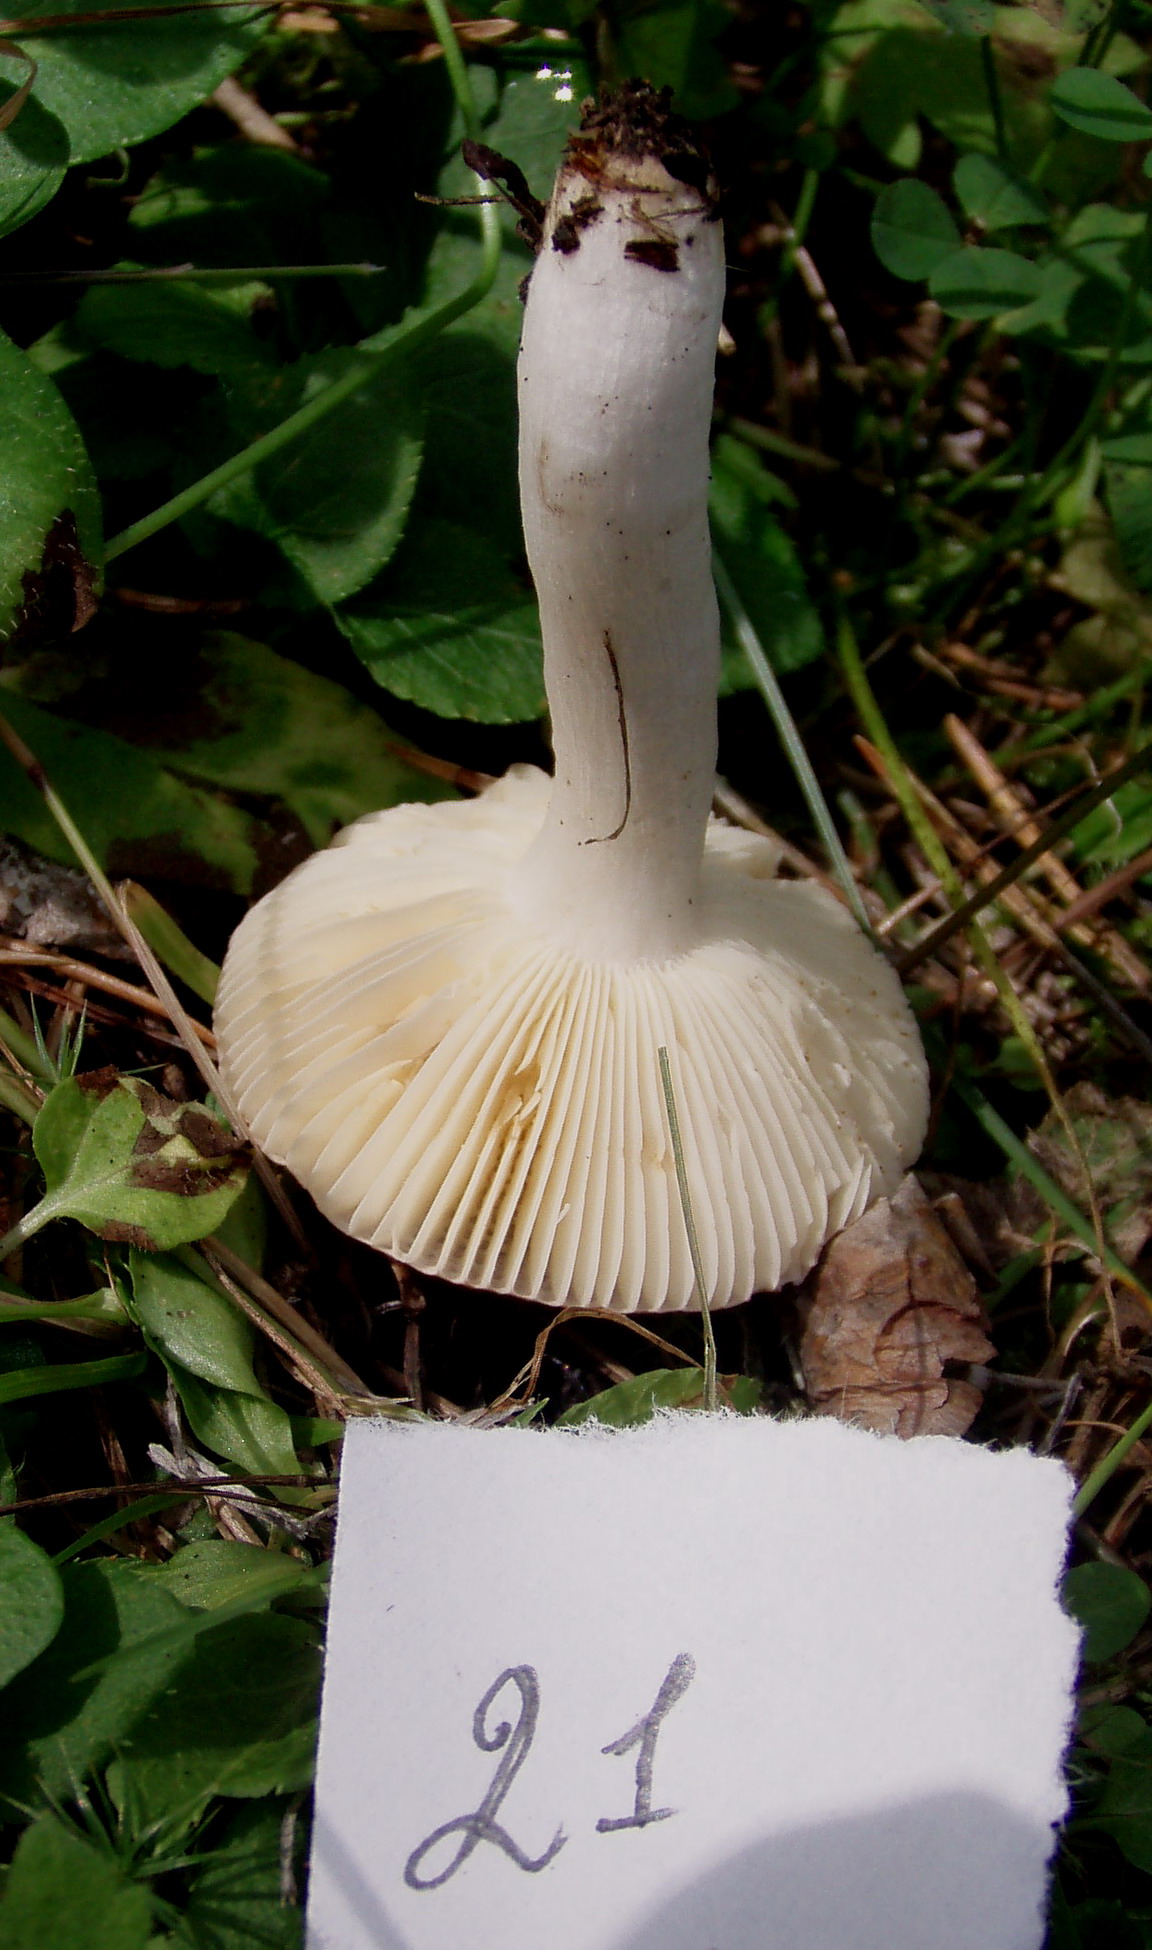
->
[797,1176,995,1439]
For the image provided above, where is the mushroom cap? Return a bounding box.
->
[215,767,928,1312]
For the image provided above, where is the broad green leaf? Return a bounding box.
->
[439,65,586,235]
[0,1523,63,1687]
[928,244,1043,317]
[171,1799,303,1950]
[557,1368,761,1427]
[0,327,100,641]
[1050,67,1152,143]
[871,178,961,280]
[72,277,275,382]
[1097,1751,1152,1871]
[142,1540,312,1611]
[0,689,259,891]
[1065,1561,1151,1662]
[0,1559,192,1813]
[1080,1702,1152,1759]
[829,2,1115,170]
[20,635,451,854]
[0,83,67,241]
[31,1072,249,1252]
[125,1253,301,1488]
[1002,204,1149,348]
[613,0,738,119]
[709,436,824,684]
[168,1366,302,1480]
[953,151,1049,230]
[916,0,994,30]
[410,327,522,557]
[210,358,424,607]
[144,635,451,847]
[337,519,545,724]
[128,143,331,264]
[212,1173,267,1273]
[425,66,585,552]
[114,1613,320,1826]
[1,1,271,167]
[0,1812,152,1950]
[1106,462,1152,591]
[126,1251,263,1398]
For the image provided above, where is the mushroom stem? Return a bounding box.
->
[509,95,725,962]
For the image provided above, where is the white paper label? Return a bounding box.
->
[307,1414,1078,1950]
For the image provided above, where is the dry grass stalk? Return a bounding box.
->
[945,714,1149,990]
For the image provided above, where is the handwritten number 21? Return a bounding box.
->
[403,1654,696,1891]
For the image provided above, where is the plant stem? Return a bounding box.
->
[424,0,480,144]
[1074,1392,1152,1516]
[658,1047,718,1413]
[103,0,497,564]
[0,1005,51,1081]
[893,316,961,486]
[980,35,1009,164]
[0,1070,38,1126]
[714,553,874,937]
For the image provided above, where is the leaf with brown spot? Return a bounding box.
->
[27,1070,249,1254]
[796,1177,995,1439]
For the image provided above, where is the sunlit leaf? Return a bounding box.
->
[170,1798,304,1949]
[168,1366,303,1480]
[114,1611,320,1821]
[140,1539,313,1611]
[126,1250,264,1399]
[0,1559,192,1813]
[557,1368,762,1427]
[31,1072,249,1253]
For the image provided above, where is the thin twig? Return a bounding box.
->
[200,1237,377,1402]
[895,739,1152,976]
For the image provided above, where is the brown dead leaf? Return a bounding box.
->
[796,1176,995,1439]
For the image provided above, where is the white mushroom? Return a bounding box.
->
[214,83,929,1314]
